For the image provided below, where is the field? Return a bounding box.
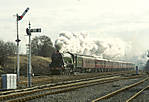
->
[0,55,51,76]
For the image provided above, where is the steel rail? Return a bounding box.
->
[126,85,149,102]
[7,79,120,102]
[4,75,143,102]
[0,74,120,96]
[0,76,119,101]
[91,77,149,102]
[0,72,142,102]
[17,71,136,85]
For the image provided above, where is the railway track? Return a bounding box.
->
[91,76,149,102]
[0,74,119,95]
[0,73,143,102]
[17,71,136,86]
[0,71,138,95]
[126,85,149,102]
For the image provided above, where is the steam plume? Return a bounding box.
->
[55,32,130,60]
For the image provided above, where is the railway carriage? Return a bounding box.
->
[113,62,119,71]
[95,58,106,72]
[82,56,95,72]
[104,60,111,72]
[75,55,83,72]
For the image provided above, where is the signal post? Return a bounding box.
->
[26,22,41,87]
[15,8,29,82]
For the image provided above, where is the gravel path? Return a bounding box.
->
[29,77,144,102]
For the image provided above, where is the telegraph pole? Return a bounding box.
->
[15,8,29,82]
[26,23,41,87]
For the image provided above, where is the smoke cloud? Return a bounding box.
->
[55,32,129,60]
[55,32,148,68]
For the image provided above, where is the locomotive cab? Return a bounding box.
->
[62,52,74,71]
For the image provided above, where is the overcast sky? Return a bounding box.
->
[1,0,149,54]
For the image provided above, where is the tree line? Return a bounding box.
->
[31,35,55,57]
[0,40,16,67]
[0,35,55,67]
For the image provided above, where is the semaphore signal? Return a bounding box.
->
[15,8,29,83]
[17,8,29,21]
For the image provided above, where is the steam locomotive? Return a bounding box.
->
[49,52,135,74]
